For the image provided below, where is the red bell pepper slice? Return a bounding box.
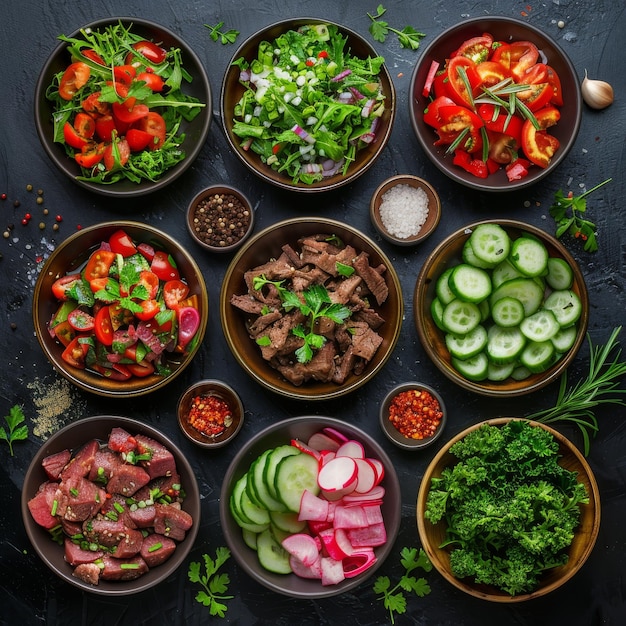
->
[445,56,482,107]
[422,60,441,97]
[423,95,457,129]
[452,149,488,178]
[506,158,531,181]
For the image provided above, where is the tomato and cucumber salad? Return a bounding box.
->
[47,21,205,185]
[422,32,564,181]
[48,229,202,382]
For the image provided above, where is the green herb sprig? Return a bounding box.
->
[526,326,626,456]
[0,405,29,456]
[373,547,432,624]
[188,547,233,618]
[367,5,425,50]
[204,22,240,45]
[94,262,149,314]
[253,275,352,363]
[549,178,612,253]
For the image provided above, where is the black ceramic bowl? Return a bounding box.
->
[219,415,402,598]
[21,415,201,595]
[220,18,395,193]
[35,17,212,197]
[409,16,581,191]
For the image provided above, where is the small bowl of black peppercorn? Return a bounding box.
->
[187,185,254,253]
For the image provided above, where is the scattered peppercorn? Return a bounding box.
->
[388,389,443,440]
[37,189,44,196]
[187,394,233,437]
[43,208,49,215]
[26,184,33,192]
[191,192,251,248]
[55,215,63,222]
[13,200,20,208]
[39,222,46,230]
[36,196,44,205]
[1,193,6,200]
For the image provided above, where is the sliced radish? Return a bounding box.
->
[321,427,349,445]
[282,533,320,567]
[367,458,385,485]
[343,549,377,579]
[298,489,330,522]
[308,519,332,535]
[318,528,351,561]
[335,439,365,459]
[343,485,386,503]
[333,504,367,529]
[347,521,387,547]
[290,438,321,460]
[363,504,383,525]
[333,527,355,557]
[317,456,358,501]
[308,431,341,452]
[320,556,345,586]
[354,458,378,494]
[318,450,336,467]
[290,554,322,579]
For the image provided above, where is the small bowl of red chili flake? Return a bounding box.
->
[379,382,447,450]
[177,379,244,448]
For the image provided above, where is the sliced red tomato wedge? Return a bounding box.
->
[475,61,510,88]
[517,82,553,112]
[129,40,167,64]
[52,320,76,347]
[136,111,167,150]
[84,249,116,282]
[423,95,457,129]
[135,298,161,321]
[62,336,89,368]
[95,115,117,142]
[63,122,91,150]
[126,128,154,152]
[67,309,95,332]
[109,229,137,257]
[51,274,82,301]
[436,105,484,153]
[126,361,156,377]
[136,270,160,299]
[452,34,494,64]
[94,305,114,346]
[521,106,561,168]
[445,56,482,107]
[112,100,150,125]
[151,250,179,281]
[163,279,190,309]
[509,41,540,81]
[491,43,511,70]
[103,138,131,171]
[82,91,110,116]
[59,62,90,100]
[74,112,96,138]
[137,71,164,92]
[75,142,105,168]
[546,65,564,106]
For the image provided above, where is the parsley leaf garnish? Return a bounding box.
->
[204,22,240,45]
[0,405,29,456]
[94,262,149,314]
[367,5,425,50]
[188,547,233,617]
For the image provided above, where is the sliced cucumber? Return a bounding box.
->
[445,325,488,360]
[551,325,578,352]
[544,290,582,327]
[489,277,544,317]
[256,528,292,574]
[468,223,511,265]
[431,297,446,331]
[546,257,574,290]
[264,445,301,500]
[462,239,495,269]
[442,299,482,335]
[252,450,288,512]
[270,510,307,534]
[487,326,526,364]
[509,236,549,277]
[230,475,270,533]
[492,258,524,289]
[520,309,560,342]
[491,296,525,328]
[520,340,556,373]
[511,364,532,381]
[487,360,516,382]
[451,352,489,381]
[436,267,456,305]
[242,528,258,550]
[240,487,272,526]
[274,452,320,513]
[448,264,492,303]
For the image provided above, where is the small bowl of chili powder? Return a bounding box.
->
[177,379,244,448]
[379,382,446,450]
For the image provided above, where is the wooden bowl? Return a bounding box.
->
[416,418,601,602]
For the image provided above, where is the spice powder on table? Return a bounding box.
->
[191,192,251,248]
[388,389,443,439]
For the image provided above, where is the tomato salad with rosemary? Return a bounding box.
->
[422,32,563,181]
[48,229,202,382]
[46,21,205,185]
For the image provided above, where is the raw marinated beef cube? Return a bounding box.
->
[88,448,122,484]
[140,534,176,568]
[73,562,101,585]
[106,463,150,497]
[153,503,193,541]
[100,554,148,580]
[42,449,71,480]
[135,434,176,479]
[27,481,60,529]
[108,427,137,453]
[60,439,100,481]
[113,528,144,558]
[64,538,103,566]
[61,476,106,522]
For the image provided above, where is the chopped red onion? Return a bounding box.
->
[331,68,352,82]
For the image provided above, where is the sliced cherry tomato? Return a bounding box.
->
[137,71,165,92]
[109,303,134,331]
[136,270,160,299]
[51,274,82,300]
[136,111,166,150]
[491,43,511,70]
[74,112,96,139]
[431,68,449,99]
[163,280,190,310]
[453,34,494,64]
[436,105,484,153]
[521,62,548,85]
[423,95,456,129]
[509,41,540,81]
[517,82,553,112]
[79,48,106,65]
[84,249,116,282]
[88,277,109,294]
[75,142,105,168]
[82,91,110,116]
[137,242,155,261]
[94,305,114,346]
[67,309,95,332]
[103,138,131,171]
[521,106,561,168]
[93,363,132,381]
[475,61,510,88]
[59,62,90,100]
[176,293,199,311]
[112,100,149,125]
[129,40,167,65]
[546,65,564,106]
[113,64,136,86]
[95,114,117,142]
[445,56,482,107]
[126,361,156,377]
[52,320,76,347]
[135,298,161,321]
[151,250,179,281]
[453,149,488,178]
[487,131,518,164]
[126,128,153,152]
[109,229,137,257]
[477,103,523,144]
[63,122,90,149]
[62,336,89,368]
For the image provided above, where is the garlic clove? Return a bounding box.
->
[581,69,614,110]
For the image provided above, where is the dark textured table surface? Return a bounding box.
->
[1,1,624,624]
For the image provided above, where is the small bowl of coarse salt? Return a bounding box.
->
[370,175,441,246]
[187,184,255,253]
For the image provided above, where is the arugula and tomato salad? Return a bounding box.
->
[422,33,564,181]
[48,229,202,382]
[231,23,387,184]
[46,21,205,185]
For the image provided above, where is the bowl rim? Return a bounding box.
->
[416,417,601,602]
[379,381,447,450]
[218,415,402,598]
[34,16,212,198]
[413,218,589,397]
[408,15,582,192]
[219,17,396,193]
[370,174,442,246]
[32,220,209,397]
[177,378,245,448]
[21,414,201,596]
[186,184,255,253]
[219,216,404,400]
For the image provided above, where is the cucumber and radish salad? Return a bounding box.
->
[229,427,388,586]
[429,223,583,383]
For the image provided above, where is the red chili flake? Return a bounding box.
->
[36,255,43,263]
[188,394,233,438]
[388,389,443,440]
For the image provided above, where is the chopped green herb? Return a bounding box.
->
[367,5,425,50]
[148,542,163,552]
[188,547,233,618]
[0,405,29,456]
[204,22,240,45]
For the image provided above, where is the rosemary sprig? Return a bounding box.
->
[526,326,626,455]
